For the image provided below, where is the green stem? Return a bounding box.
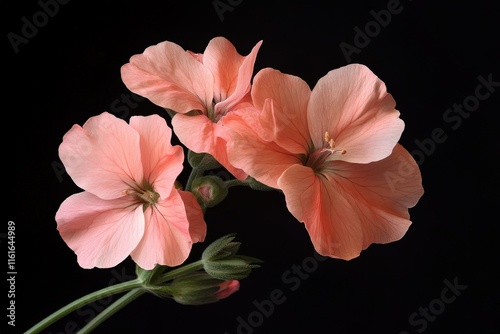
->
[186,166,202,192]
[77,288,145,334]
[24,278,143,334]
[225,179,250,189]
[155,260,204,283]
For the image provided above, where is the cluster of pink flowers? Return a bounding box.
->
[56,36,423,272]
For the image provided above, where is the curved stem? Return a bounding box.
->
[77,288,145,334]
[155,260,204,283]
[24,278,143,334]
[186,166,201,192]
[225,179,250,189]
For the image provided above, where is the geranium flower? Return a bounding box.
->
[55,112,206,269]
[120,37,262,179]
[224,64,424,260]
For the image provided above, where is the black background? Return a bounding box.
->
[6,0,500,333]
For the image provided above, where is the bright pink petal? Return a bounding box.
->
[131,190,195,269]
[129,114,184,198]
[210,38,263,113]
[58,112,143,200]
[55,191,144,269]
[278,144,423,259]
[178,190,207,243]
[250,68,311,154]
[120,40,214,114]
[172,113,247,180]
[308,64,404,163]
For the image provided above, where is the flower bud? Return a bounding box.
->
[202,234,262,280]
[187,150,221,170]
[168,271,240,305]
[191,175,228,208]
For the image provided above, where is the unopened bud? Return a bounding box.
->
[168,271,240,305]
[187,150,221,170]
[192,175,228,208]
[202,234,262,280]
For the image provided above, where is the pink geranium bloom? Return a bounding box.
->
[225,64,424,260]
[55,112,206,269]
[120,37,263,180]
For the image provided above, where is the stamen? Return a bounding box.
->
[324,131,346,155]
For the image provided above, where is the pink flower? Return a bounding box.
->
[120,37,262,180]
[225,64,424,260]
[55,112,206,269]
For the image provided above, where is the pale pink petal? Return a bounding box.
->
[120,41,214,114]
[172,113,247,180]
[178,190,207,243]
[250,68,311,154]
[308,64,404,163]
[129,114,184,198]
[58,112,143,200]
[55,191,144,269]
[131,190,194,269]
[278,144,423,260]
[210,39,263,113]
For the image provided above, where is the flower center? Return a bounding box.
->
[123,181,160,210]
[306,132,346,172]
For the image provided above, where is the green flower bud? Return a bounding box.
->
[164,271,240,305]
[187,150,221,170]
[202,234,262,280]
[191,175,228,208]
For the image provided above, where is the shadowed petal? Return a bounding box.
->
[225,115,302,188]
[251,68,311,154]
[172,113,247,180]
[208,38,263,113]
[178,190,207,243]
[278,144,423,259]
[278,165,364,259]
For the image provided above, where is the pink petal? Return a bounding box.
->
[129,114,184,198]
[208,38,263,113]
[120,40,214,114]
[178,190,207,243]
[131,190,195,269]
[278,164,364,260]
[250,68,311,154]
[55,191,145,269]
[172,113,247,180]
[58,112,143,200]
[308,64,404,163]
[225,115,302,188]
[278,144,423,260]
